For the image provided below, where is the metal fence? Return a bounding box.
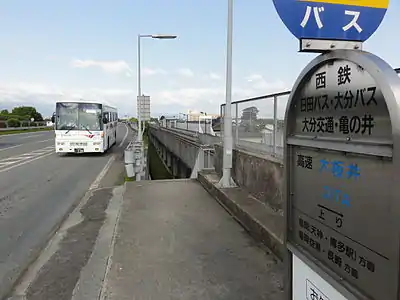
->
[220,91,290,158]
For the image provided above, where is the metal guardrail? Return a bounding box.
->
[0,126,51,131]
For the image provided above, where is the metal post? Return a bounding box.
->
[273,95,278,155]
[137,35,142,143]
[218,0,236,188]
[136,35,142,181]
[186,114,189,130]
[235,103,238,144]
[220,105,224,140]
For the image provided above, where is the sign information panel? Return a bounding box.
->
[284,50,400,300]
[272,0,389,42]
[137,95,151,122]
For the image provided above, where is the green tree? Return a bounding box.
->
[12,106,43,121]
[1,109,9,115]
[129,117,138,123]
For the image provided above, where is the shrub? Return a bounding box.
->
[7,118,20,128]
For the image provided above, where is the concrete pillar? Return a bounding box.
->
[166,151,172,168]
[162,147,167,162]
[172,157,179,178]
[190,148,204,179]
[179,164,187,178]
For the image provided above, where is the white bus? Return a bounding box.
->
[52,100,118,154]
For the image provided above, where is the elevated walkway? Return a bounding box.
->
[101,179,284,299]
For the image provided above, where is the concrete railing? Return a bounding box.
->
[153,124,284,160]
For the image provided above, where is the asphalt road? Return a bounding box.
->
[0,124,131,299]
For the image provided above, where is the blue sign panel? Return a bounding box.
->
[272,0,389,42]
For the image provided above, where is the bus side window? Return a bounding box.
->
[103,112,109,123]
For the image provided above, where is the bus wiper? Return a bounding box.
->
[81,125,92,134]
[65,125,76,134]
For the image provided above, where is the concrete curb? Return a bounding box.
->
[198,170,284,260]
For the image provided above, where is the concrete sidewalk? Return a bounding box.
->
[96,179,283,300]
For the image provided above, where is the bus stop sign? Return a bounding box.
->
[273,0,389,42]
[284,50,400,300]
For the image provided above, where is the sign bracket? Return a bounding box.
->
[300,38,363,53]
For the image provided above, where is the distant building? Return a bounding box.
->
[212,116,222,132]
[187,110,220,122]
[240,106,259,123]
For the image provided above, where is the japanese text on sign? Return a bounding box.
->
[300,88,378,112]
[300,64,377,136]
[306,279,330,300]
[297,216,378,282]
[301,115,374,135]
[301,5,363,34]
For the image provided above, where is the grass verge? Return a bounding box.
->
[125,176,135,182]
[115,170,136,186]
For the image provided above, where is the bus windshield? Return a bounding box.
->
[56,102,103,131]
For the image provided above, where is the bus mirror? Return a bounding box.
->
[51,115,55,123]
[103,117,108,124]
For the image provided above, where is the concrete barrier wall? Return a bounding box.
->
[213,144,284,211]
[149,127,199,169]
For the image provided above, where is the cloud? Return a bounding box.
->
[0,81,134,116]
[142,67,167,77]
[141,67,195,78]
[0,73,290,118]
[209,72,222,80]
[149,75,291,117]
[175,68,194,77]
[71,59,132,76]
[245,74,287,91]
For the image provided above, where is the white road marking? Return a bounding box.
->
[19,134,46,140]
[0,145,55,172]
[89,155,116,190]
[0,138,53,152]
[118,123,129,147]
[0,152,54,174]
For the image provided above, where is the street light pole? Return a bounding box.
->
[218,0,236,188]
[137,34,144,143]
[136,33,177,181]
[137,34,177,141]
